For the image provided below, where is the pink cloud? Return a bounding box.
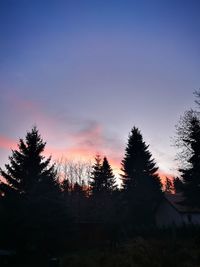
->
[42,121,123,176]
[71,122,103,147]
[0,135,17,150]
[0,134,173,187]
[1,92,175,182]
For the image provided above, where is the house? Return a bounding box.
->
[155,193,200,227]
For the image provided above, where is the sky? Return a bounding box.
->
[0,0,200,180]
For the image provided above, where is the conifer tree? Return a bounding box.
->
[89,155,117,222]
[121,127,162,225]
[164,177,173,193]
[101,157,117,193]
[0,126,59,198]
[90,154,103,195]
[0,127,67,252]
[90,155,116,195]
[173,177,183,193]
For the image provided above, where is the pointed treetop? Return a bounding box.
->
[0,126,59,197]
[121,126,159,187]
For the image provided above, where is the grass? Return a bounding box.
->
[61,237,200,267]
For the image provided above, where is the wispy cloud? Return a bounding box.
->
[1,91,175,182]
[44,119,123,175]
[0,135,17,150]
[1,92,123,174]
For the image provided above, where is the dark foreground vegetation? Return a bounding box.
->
[61,235,200,267]
[3,227,200,267]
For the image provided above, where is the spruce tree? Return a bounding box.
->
[0,126,59,197]
[101,157,116,193]
[89,155,117,222]
[90,154,103,195]
[101,157,118,224]
[90,155,116,195]
[121,127,162,226]
[0,127,67,252]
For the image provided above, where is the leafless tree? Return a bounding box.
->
[174,109,199,168]
[55,157,92,191]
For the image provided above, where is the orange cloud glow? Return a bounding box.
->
[0,95,174,186]
[0,133,173,188]
[44,144,172,187]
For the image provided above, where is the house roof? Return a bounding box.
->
[164,193,200,213]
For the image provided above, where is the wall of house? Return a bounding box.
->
[155,200,184,227]
[155,198,200,227]
[189,214,200,224]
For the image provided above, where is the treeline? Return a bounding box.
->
[1,89,200,256]
[0,125,163,255]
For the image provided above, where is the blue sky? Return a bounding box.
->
[0,0,200,177]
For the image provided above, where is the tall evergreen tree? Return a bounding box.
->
[90,154,103,195]
[0,127,67,253]
[101,157,117,193]
[121,127,162,225]
[0,126,59,197]
[90,155,116,195]
[89,155,117,222]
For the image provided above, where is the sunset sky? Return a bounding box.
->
[0,0,200,179]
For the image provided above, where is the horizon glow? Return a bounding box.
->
[1,0,200,181]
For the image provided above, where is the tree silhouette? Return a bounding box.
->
[90,155,117,195]
[121,127,162,226]
[173,177,183,193]
[175,110,199,167]
[101,157,117,194]
[90,154,103,195]
[178,113,200,207]
[0,126,59,197]
[89,155,117,222]
[164,177,173,193]
[0,127,68,253]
